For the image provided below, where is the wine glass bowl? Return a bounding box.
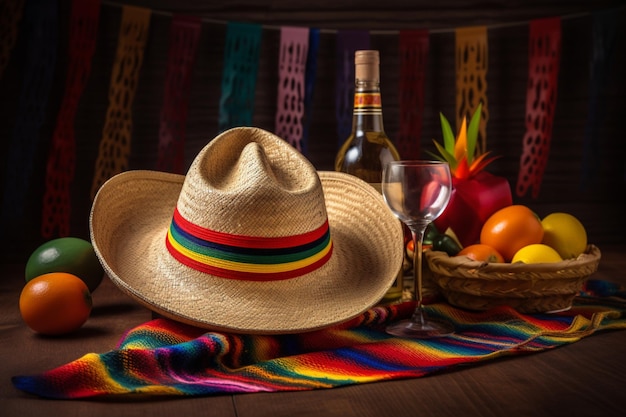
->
[382,160,454,338]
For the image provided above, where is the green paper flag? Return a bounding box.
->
[219,22,262,132]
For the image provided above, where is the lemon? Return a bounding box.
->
[541,212,587,259]
[511,244,563,264]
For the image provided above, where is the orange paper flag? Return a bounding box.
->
[91,6,151,199]
[455,26,488,156]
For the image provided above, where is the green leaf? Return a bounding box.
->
[466,103,482,165]
[439,113,456,154]
[425,150,445,162]
[431,140,458,171]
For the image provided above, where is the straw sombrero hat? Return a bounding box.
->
[90,127,404,334]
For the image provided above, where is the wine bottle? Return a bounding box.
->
[335,50,404,304]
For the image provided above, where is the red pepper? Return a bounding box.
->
[420,180,443,212]
[434,171,512,247]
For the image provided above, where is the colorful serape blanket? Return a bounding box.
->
[12,279,626,399]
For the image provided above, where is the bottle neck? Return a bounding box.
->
[352,79,385,133]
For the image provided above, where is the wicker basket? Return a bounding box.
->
[425,244,601,313]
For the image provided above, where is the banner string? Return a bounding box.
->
[100,1,621,34]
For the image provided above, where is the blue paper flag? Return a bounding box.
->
[302,27,320,156]
[581,9,619,189]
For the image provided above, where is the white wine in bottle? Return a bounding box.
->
[335,50,404,304]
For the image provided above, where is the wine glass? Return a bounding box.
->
[382,160,454,338]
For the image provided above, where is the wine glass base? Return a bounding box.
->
[386,318,454,339]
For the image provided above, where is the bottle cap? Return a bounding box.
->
[355,50,379,81]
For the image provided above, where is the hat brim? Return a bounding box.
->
[90,170,404,334]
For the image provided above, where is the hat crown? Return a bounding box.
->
[176,128,328,238]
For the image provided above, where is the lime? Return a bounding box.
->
[511,244,563,264]
[541,212,587,259]
[25,237,104,292]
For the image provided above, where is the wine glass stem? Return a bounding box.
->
[411,227,426,320]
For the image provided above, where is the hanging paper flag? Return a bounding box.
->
[455,26,489,155]
[516,17,561,198]
[275,26,309,153]
[581,10,619,189]
[302,28,320,155]
[90,6,151,199]
[0,0,25,79]
[1,0,57,231]
[155,15,202,174]
[397,29,429,160]
[335,30,370,147]
[218,22,262,132]
[41,0,101,239]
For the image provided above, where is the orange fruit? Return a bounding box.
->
[480,205,544,262]
[457,244,505,263]
[19,272,92,335]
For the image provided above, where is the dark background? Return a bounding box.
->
[1,0,624,262]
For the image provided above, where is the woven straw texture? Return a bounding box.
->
[426,245,601,313]
[90,127,404,334]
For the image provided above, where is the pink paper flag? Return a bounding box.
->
[275,26,309,152]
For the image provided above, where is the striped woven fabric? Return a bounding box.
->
[12,279,626,399]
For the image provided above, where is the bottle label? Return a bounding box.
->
[354,92,382,115]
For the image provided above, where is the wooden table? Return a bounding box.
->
[2,245,625,417]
